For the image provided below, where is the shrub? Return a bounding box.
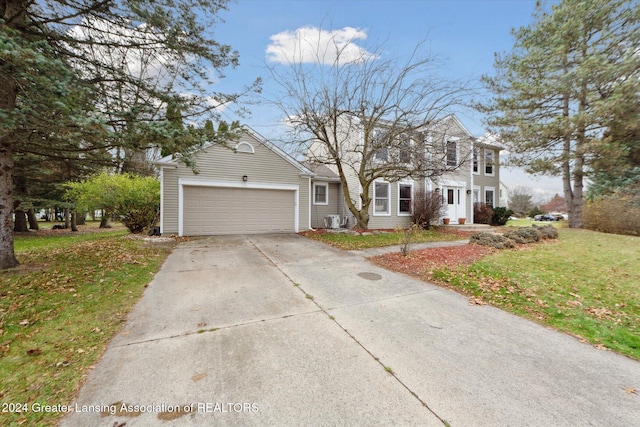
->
[474,203,493,224]
[533,224,559,239]
[66,172,160,233]
[412,191,446,229]
[504,227,541,244]
[469,232,515,249]
[491,206,514,226]
[584,196,640,236]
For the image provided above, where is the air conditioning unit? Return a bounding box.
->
[325,215,341,229]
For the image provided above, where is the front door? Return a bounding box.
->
[443,186,466,224]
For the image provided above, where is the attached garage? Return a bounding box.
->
[181,184,297,236]
[156,127,312,236]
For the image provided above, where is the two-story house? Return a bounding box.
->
[307,114,502,229]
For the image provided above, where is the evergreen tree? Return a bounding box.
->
[481,0,640,228]
[0,1,259,268]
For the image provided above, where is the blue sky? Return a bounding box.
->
[210,0,564,199]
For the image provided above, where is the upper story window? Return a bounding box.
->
[485,150,495,175]
[398,134,412,164]
[372,129,388,162]
[446,140,457,167]
[472,148,479,173]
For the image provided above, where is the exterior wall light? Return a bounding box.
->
[242,175,248,182]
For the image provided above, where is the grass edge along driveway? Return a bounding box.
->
[0,229,171,426]
[308,226,640,361]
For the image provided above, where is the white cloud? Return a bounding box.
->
[266,26,376,65]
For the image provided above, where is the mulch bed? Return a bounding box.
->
[370,243,496,279]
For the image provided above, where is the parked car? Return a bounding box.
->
[536,213,563,221]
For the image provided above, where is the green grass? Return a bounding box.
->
[0,229,171,426]
[433,228,640,360]
[304,228,464,250]
[506,219,566,228]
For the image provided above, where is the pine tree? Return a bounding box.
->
[481,0,640,228]
[0,1,259,268]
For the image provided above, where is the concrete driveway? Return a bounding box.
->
[61,234,640,426]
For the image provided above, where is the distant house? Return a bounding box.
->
[542,194,568,214]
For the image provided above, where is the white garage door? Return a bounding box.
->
[182,186,295,236]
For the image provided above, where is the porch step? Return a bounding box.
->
[443,224,493,232]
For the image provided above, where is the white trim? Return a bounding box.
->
[484,149,495,176]
[178,178,299,236]
[235,141,255,153]
[373,180,391,216]
[397,181,414,216]
[313,182,329,205]
[472,147,480,175]
[484,186,496,208]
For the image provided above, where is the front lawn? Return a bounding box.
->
[0,228,171,426]
[302,227,468,250]
[370,228,640,361]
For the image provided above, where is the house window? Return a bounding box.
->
[398,183,413,215]
[399,135,411,164]
[446,140,457,167]
[473,187,480,205]
[447,188,454,205]
[485,150,494,175]
[313,183,328,205]
[372,129,388,162]
[374,181,390,215]
[485,188,495,208]
[472,148,479,173]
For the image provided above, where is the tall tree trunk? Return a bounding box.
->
[27,208,39,230]
[71,211,78,232]
[0,143,18,269]
[64,208,70,229]
[0,0,27,269]
[76,212,86,225]
[99,210,111,228]
[13,208,28,232]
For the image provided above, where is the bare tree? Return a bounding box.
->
[508,186,535,217]
[268,29,473,229]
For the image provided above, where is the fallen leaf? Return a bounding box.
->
[191,373,207,382]
[623,387,637,395]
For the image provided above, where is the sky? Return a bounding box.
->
[208,0,565,201]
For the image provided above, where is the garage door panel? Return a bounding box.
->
[183,186,295,236]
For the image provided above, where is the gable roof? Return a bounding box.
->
[154,125,314,176]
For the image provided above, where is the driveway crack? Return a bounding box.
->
[248,237,450,426]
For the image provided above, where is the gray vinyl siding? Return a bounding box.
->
[367,181,413,230]
[160,132,310,235]
[310,182,341,228]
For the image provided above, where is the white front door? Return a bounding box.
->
[443,186,466,224]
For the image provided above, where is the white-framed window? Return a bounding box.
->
[372,129,389,162]
[235,141,255,153]
[313,183,328,205]
[446,140,457,167]
[473,186,481,205]
[485,150,495,176]
[374,181,390,216]
[398,134,412,164]
[472,148,479,174]
[398,182,413,216]
[484,187,495,208]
